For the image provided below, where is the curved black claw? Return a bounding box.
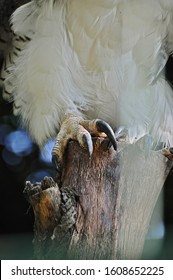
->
[52,153,63,176]
[96,120,117,150]
[82,133,93,156]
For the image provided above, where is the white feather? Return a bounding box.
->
[3,0,173,148]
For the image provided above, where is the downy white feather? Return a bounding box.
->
[2,0,173,148]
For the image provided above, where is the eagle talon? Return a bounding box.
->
[162,148,173,160]
[82,133,93,156]
[51,115,116,171]
[52,154,63,173]
[95,120,117,150]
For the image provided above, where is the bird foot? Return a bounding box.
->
[162,148,173,160]
[52,114,117,173]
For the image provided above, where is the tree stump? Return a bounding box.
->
[24,137,172,259]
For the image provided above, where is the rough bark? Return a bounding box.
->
[24,137,172,259]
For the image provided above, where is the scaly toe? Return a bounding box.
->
[51,115,117,173]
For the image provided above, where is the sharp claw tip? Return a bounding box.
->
[82,134,93,156]
[88,146,93,157]
[96,120,117,150]
[52,154,62,172]
[112,141,117,151]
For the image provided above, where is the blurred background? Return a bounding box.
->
[0,0,173,260]
[0,91,56,259]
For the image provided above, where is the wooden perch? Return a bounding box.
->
[24,137,172,259]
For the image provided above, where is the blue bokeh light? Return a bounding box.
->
[147,222,165,240]
[40,139,55,163]
[5,129,33,156]
[26,169,54,184]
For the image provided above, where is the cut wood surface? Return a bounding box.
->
[24,137,172,259]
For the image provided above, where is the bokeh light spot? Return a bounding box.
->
[147,222,165,240]
[40,139,55,163]
[26,169,54,184]
[5,130,33,156]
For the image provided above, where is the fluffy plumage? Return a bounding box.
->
[2,0,173,148]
